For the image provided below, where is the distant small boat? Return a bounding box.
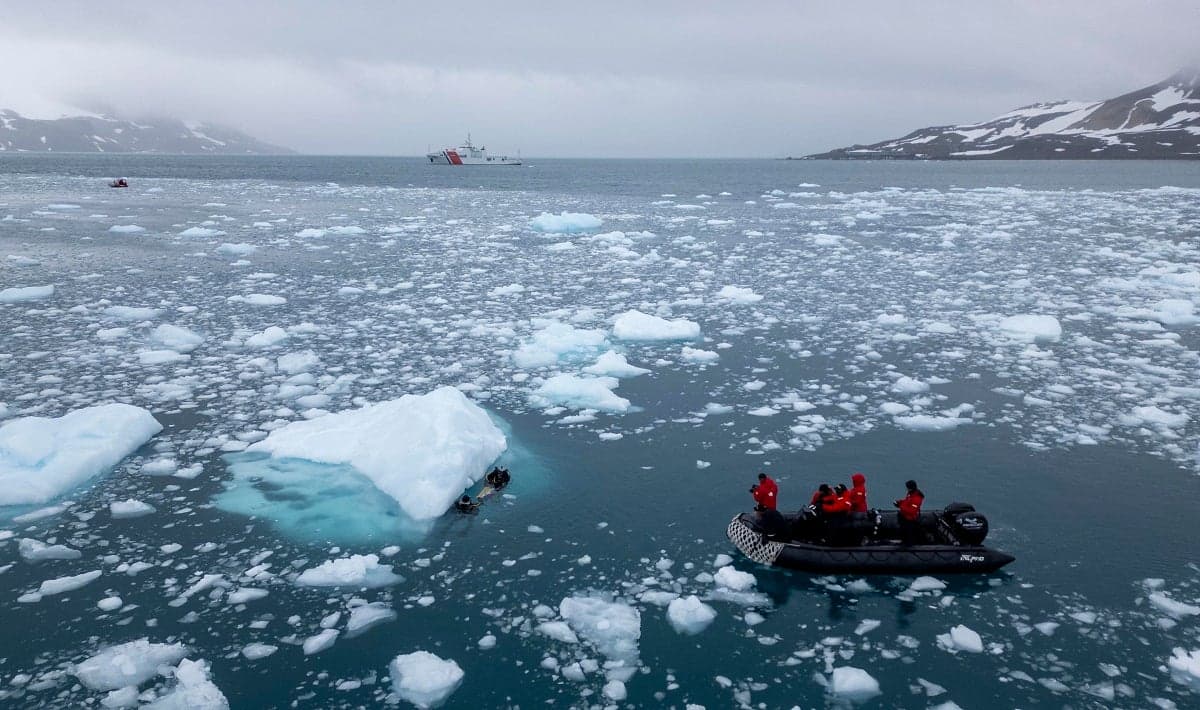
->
[108,178,129,188]
[426,135,520,165]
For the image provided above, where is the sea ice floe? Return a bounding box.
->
[559,595,641,679]
[19,538,81,561]
[530,374,631,413]
[716,285,763,304]
[829,666,881,700]
[389,651,464,709]
[248,387,505,520]
[73,638,188,691]
[110,499,156,518]
[1168,648,1200,691]
[144,658,229,709]
[150,324,203,352]
[612,310,700,341]
[713,565,756,591]
[996,314,1063,343]
[512,322,608,368]
[938,624,984,653]
[0,403,161,506]
[0,284,54,302]
[666,595,717,635]
[528,211,603,234]
[295,554,403,588]
[582,350,650,378]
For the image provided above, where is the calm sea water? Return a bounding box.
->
[1,155,1199,709]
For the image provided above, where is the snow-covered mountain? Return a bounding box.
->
[807,68,1200,159]
[0,110,293,154]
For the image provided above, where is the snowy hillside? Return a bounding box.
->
[0,110,292,154]
[808,68,1200,159]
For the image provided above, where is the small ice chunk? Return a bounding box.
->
[612,310,701,341]
[110,499,156,518]
[666,595,717,635]
[73,638,188,691]
[909,576,947,592]
[346,602,397,636]
[241,643,278,660]
[537,621,580,644]
[295,554,402,588]
[19,538,81,561]
[389,651,464,708]
[997,314,1062,343]
[830,666,881,700]
[713,566,756,591]
[528,212,603,234]
[0,285,54,303]
[98,596,123,611]
[144,658,228,709]
[302,629,339,655]
[582,350,650,378]
[939,624,984,653]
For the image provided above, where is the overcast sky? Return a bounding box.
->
[2,1,1197,157]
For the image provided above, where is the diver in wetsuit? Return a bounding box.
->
[485,467,511,489]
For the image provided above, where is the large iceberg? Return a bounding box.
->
[0,404,162,506]
[247,387,505,520]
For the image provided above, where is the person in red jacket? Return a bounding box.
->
[818,484,849,515]
[848,472,868,513]
[757,473,778,509]
[894,479,925,544]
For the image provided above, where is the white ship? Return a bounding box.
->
[426,134,521,165]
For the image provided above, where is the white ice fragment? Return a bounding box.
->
[830,666,881,701]
[389,651,464,709]
[528,212,603,234]
[150,324,203,352]
[612,310,701,341]
[240,643,278,660]
[908,576,947,592]
[73,638,188,691]
[530,374,630,413]
[537,621,579,644]
[110,499,156,518]
[938,624,984,653]
[145,658,229,709]
[244,326,289,349]
[666,595,717,635]
[346,602,397,636]
[296,554,402,588]
[19,538,81,561]
[997,314,1062,343]
[716,285,763,304]
[0,285,54,302]
[713,566,756,591]
[1149,592,1200,618]
[302,629,339,655]
[583,351,650,378]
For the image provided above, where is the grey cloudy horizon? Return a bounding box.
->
[2,1,1197,157]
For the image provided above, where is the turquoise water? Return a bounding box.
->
[1,156,1199,708]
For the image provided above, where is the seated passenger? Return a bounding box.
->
[848,472,868,513]
[817,484,848,516]
[894,479,925,543]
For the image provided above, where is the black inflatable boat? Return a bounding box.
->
[727,503,1015,574]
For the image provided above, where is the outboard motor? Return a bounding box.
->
[942,503,989,545]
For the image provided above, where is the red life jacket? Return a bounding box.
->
[821,493,848,515]
[758,476,778,509]
[849,473,868,513]
[898,490,924,521]
[752,486,776,510]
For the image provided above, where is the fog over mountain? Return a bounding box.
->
[1,2,1197,156]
